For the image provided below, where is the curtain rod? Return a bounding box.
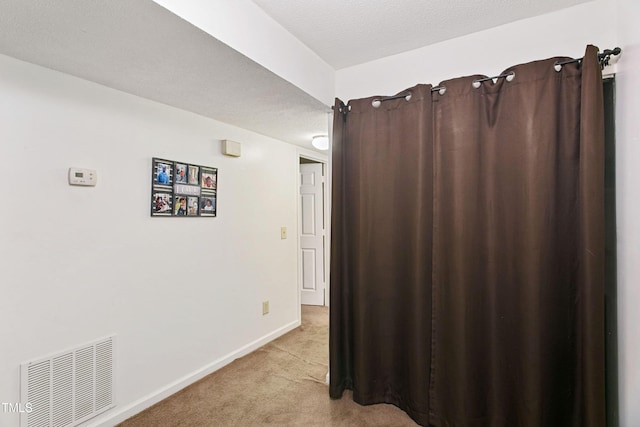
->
[352,47,622,108]
[555,47,622,68]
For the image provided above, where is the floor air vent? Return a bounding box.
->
[20,336,115,427]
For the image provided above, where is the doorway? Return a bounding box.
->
[299,156,328,306]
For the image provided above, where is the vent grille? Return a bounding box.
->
[52,354,73,427]
[21,336,115,427]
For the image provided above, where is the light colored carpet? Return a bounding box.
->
[118,305,418,426]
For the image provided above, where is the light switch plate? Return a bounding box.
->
[281,227,287,239]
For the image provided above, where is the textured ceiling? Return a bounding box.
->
[251,0,592,69]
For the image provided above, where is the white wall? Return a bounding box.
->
[335,0,617,101]
[614,0,640,424]
[0,53,300,426]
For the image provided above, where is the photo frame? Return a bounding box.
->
[200,168,217,190]
[187,196,199,216]
[151,157,218,218]
[175,163,188,184]
[153,158,173,187]
[199,166,217,217]
[174,195,189,216]
[188,165,199,185]
[151,192,173,216]
[200,193,216,217]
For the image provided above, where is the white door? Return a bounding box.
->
[300,163,325,306]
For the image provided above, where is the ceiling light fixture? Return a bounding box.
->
[312,135,329,151]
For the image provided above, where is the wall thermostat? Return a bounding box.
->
[68,167,97,186]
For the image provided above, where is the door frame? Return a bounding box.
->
[296,147,330,311]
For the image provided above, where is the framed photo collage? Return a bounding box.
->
[151,157,217,217]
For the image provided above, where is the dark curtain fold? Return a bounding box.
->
[429,45,605,427]
[329,84,434,424]
[330,45,605,427]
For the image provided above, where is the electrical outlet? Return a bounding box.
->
[262,301,269,315]
[281,227,287,239]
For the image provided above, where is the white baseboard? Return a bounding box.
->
[86,319,301,427]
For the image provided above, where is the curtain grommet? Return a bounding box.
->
[554,62,562,72]
[404,93,412,102]
[506,71,515,82]
[472,81,481,89]
[439,87,446,95]
[372,99,381,108]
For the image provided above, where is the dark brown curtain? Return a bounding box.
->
[329,84,434,424]
[330,45,605,427]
